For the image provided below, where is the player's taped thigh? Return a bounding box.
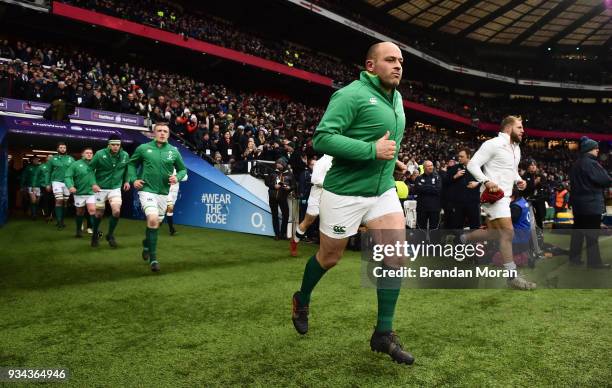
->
[143,205,160,218]
[109,195,122,207]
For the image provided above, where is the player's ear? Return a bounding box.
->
[365,59,375,71]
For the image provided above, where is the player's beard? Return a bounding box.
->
[380,77,399,92]
[510,132,522,143]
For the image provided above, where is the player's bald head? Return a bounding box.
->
[366,41,400,60]
[365,42,403,91]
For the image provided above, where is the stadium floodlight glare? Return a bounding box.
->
[547,47,551,51]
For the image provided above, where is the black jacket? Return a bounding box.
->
[569,154,611,215]
[415,172,442,211]
[265,168,294,202]
[522,172,547,201]
[445,164,480,204]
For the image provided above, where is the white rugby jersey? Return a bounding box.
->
[467,132,522,197]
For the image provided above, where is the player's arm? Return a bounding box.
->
[64,163,76,190]
[89,151,100,187]
[122,151,131,184]
[467,141,493,184]
[313,89,375,161]
[45,157,53,186]
[122,151,131,190]
[127,146,143,184]
[172,150,187,183]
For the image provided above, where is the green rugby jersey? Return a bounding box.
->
[20,164,39,187]
[48,154,75,183]
[128,140,187,195]
[90,147,130,189]
[34,162,51,187]
[313,71,406,197]
[64,159,96,195]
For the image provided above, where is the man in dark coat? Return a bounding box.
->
[568,137,611,268]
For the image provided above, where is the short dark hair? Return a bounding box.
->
[57,142,66,147]
[153,122,169,131]
[458,148,471,158]
[82,146,93,153]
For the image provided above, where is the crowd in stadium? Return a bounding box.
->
[1,35,609,136]
[1,36,608,185]
[59,0,359,84]
[60,0,612,85]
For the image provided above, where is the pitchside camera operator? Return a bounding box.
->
[522,159,546,247]
[568,137,611,269]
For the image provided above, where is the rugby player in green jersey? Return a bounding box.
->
[65,148,97,239]
[128,123,187,272]
[47,142,75,229]
[20,157,41,219]
[291,42,414,365]
[90,135,131,248]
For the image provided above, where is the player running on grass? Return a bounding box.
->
[64,147,97,239]
[290,154,333,256]
[34,155,53,221]
[89,134,130,248]
[20,156,42,220]
[291,42,414,365]
[128,123,187,273]
[46,142,75,230]
[464,115,536,290]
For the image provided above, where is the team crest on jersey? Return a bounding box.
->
[167,152,175,161]
[147,149,153,153]
[369,97,377,105]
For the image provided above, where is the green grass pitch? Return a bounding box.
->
[1,218,611,386]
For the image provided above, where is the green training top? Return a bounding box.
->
[34,162,51,187]
[128,140,187,195]
[64,159,96,195]
[48,154,75,183]
[313,71,406,197]
[90,147,130,189]
[20,164,39,187]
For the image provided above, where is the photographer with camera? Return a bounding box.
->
[265,159,294,240]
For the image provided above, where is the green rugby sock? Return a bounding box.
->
[142,230,149,252]
[298,255,328,305]
[147,227,158,262]
[31,204,37,217]
[92,216,101,235]
[375,266,402,333]
[54,206,63,224]
[108,216,119,236]
[75,215,84,233]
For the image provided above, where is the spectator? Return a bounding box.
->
[553,182,570,215]
[415,160,442,233]
[445,149,481,230]
[522,159,548,247]
[568,137,611,268]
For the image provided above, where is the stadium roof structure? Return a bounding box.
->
[365,0,612,47]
